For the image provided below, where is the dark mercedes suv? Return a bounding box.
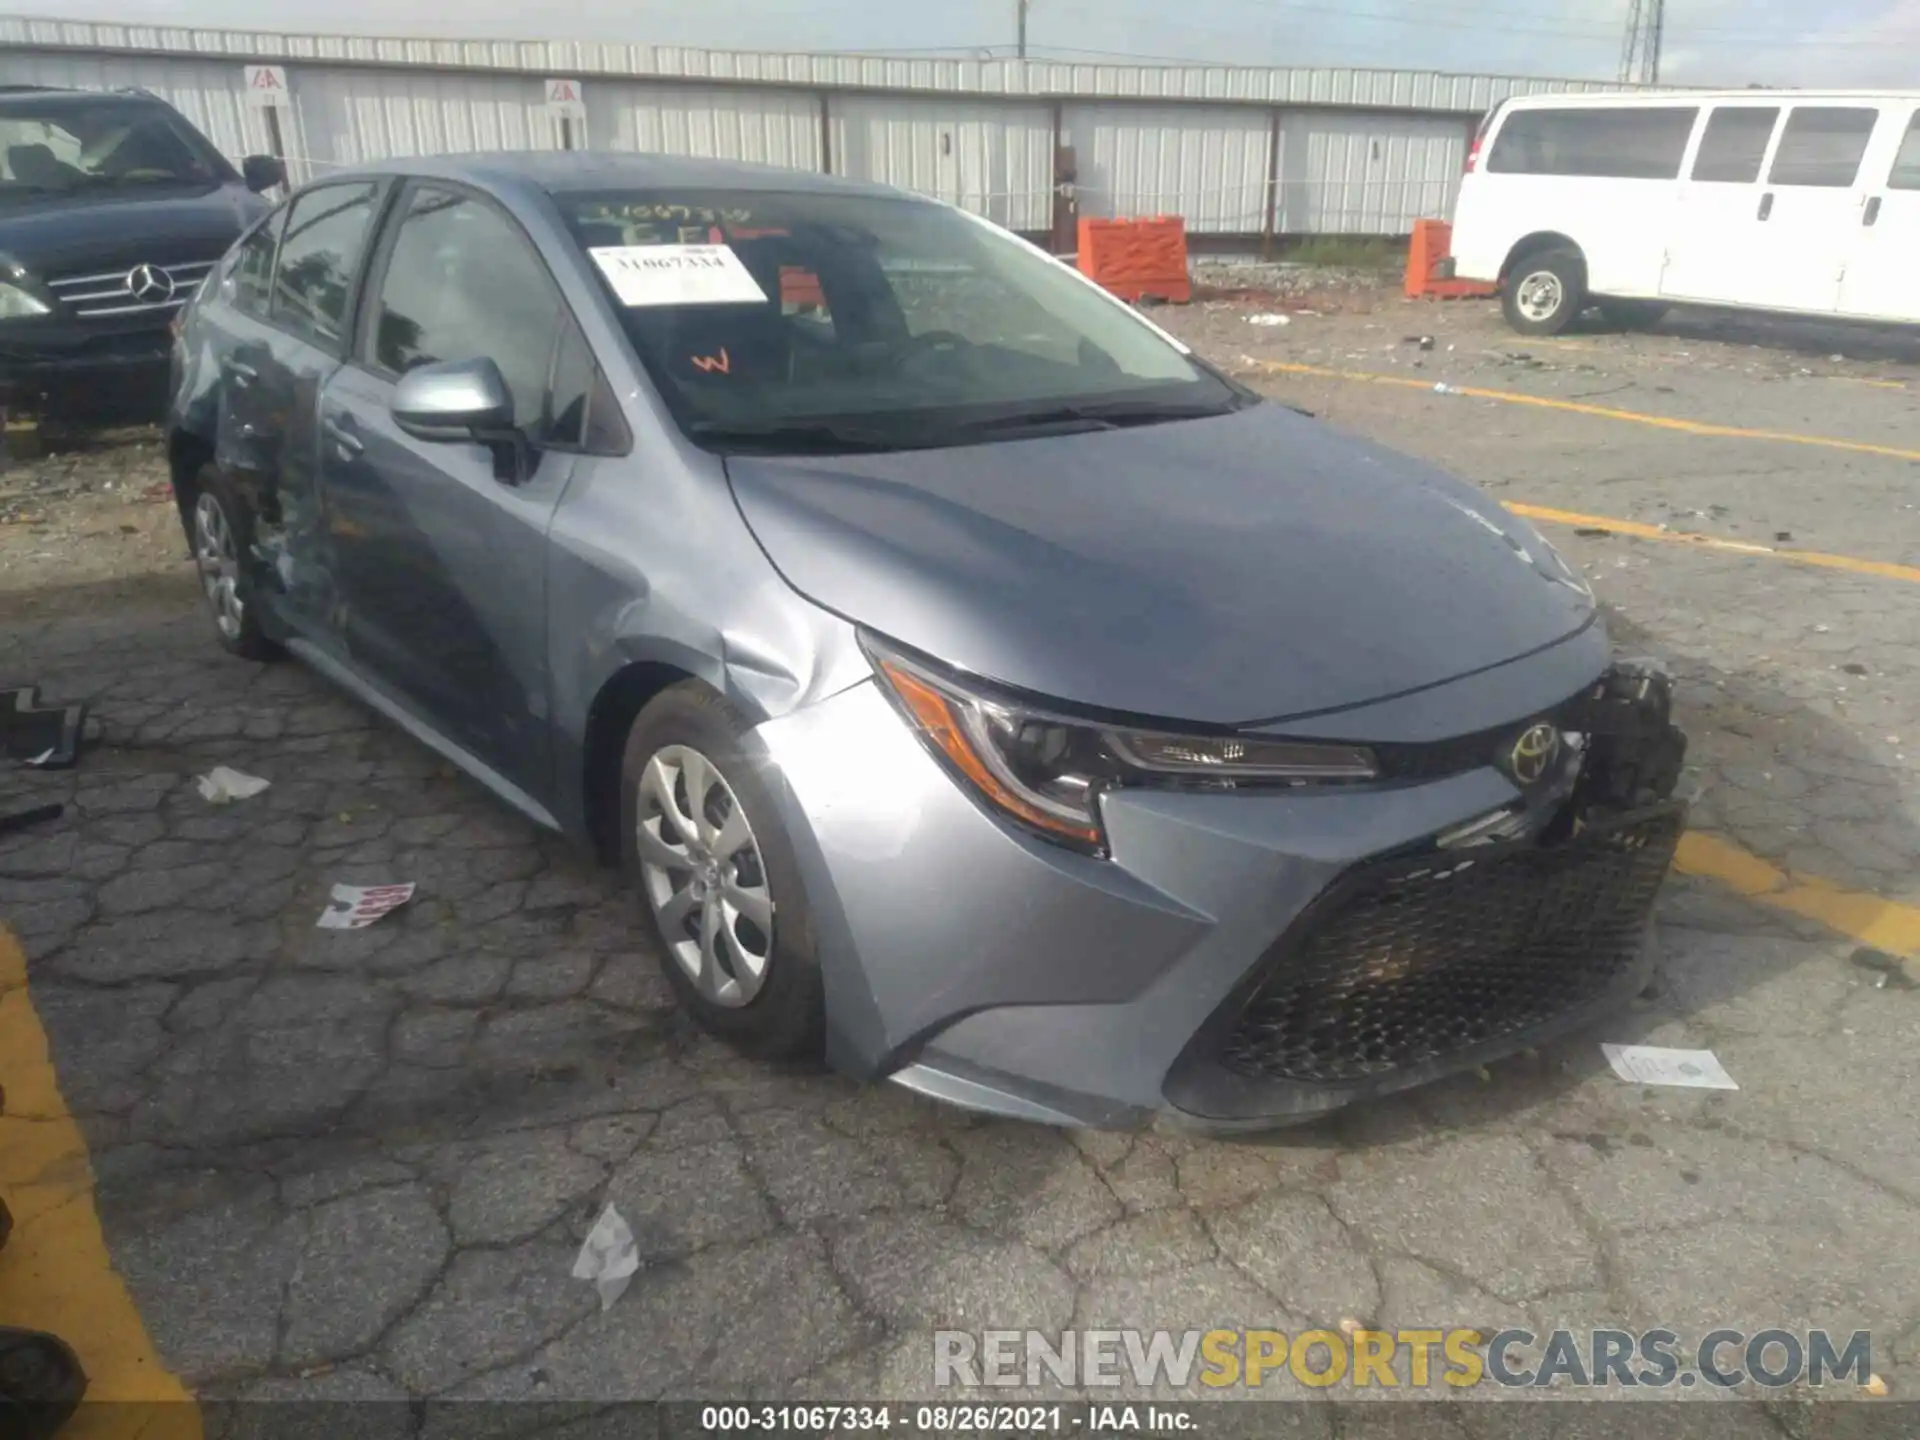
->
[0,84,283,422]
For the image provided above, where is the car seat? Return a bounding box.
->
[6,144,77,189]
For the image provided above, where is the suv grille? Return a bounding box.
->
[1218,804,1683,1084]
[47,259,216,318]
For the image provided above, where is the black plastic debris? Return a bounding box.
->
[0,1327,88,1440]
[1,690,88,770]
[1774,531,1793,542]
[1850,947,1916,990]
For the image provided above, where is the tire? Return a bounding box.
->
[186,466,281,661]
[1598,299,1669,332]
[619,681,824,1062]
[1502,248,1585,337]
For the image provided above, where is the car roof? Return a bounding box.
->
[335,150,916,202]
[0,84,172,107]
[1500,88,1920,107]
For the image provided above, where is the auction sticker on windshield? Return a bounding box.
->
[590,244,768,307]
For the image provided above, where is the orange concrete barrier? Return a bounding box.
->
[1077,216,1191,304]
[1405,219,1497,301]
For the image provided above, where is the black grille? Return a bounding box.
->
[1218,805,1683,1084]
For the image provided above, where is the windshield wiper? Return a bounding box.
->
[959,399,1240,435]
[686,418,915,454]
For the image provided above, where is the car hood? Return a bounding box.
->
[724,403,1596,727]
[0,185,259,275]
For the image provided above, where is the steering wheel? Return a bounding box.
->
[895,329,972,369]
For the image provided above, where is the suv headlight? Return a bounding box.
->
[0,281,50,320]
[865,634,1378,853]
[0,255,51,320]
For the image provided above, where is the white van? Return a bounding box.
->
[1449,90,1920,336]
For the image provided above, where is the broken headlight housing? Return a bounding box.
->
[864,634,1378,854]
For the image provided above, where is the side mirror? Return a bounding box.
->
[241,154,285,193]
[391,357,533,483]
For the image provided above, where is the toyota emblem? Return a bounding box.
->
[1506,723,1563,786]
[127,263,175,305]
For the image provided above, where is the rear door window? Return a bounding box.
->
[227,206,285,317]
[271,181,381,350]
[1889,112,1920,190]
[1690,108,1780,184]
[1488,106,1699,180]
[1768,107,1880,188]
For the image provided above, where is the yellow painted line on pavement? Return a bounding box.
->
[1675,833,1920,962]
[1504,502,1920,586]
[1826,376,1909,391]
[1248,359,1920,465]
[0,926,202,1440]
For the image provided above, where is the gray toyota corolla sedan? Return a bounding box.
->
[167,152,1688,1130]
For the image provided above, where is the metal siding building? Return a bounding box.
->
[831,95,1053,232]
[1064,104,1271,232]
[0,15,1641,238]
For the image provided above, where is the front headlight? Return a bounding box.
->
[0,281,51,321]
[864,634,1378,853]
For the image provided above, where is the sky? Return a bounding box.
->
[38,0,1920,87]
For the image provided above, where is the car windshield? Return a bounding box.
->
[557,187,1248,452]
[0,97,228,204]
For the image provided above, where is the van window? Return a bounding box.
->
[1891,113,1920,190]
[1768,108,1879,188]
[1691,108,1779,184]
[1487,107,1699,180]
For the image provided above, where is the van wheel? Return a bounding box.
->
[1503,249,1585,336]
[1598,299,1669,331]
[188,468,281,661]
[619,681,825,1062]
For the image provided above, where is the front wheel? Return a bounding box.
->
[619,681,824,1062]
[1502,249,1585,337]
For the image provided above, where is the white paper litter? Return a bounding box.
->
[196,765,271,804]
[1245,313,1291,327]
[316,882,416,930]
[588,244,768,308]
[1602,1043,1739,1090]
[573,1203,640,1311]
[22,748,53,767]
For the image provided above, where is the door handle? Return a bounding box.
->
[1757,192,1774,221]
[1864,196,1883,227]
[325,417,364,460]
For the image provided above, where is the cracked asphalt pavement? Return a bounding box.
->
[2,290,1918,1428]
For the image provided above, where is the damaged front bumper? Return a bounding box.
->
[759,657,1689,1132]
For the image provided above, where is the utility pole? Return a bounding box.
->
[1017,0,1029,59]
[1619,0,1666,85]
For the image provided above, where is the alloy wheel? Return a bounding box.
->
[634,743,775,1007]
[194,492,245,641]
[1515,270,1566,324]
